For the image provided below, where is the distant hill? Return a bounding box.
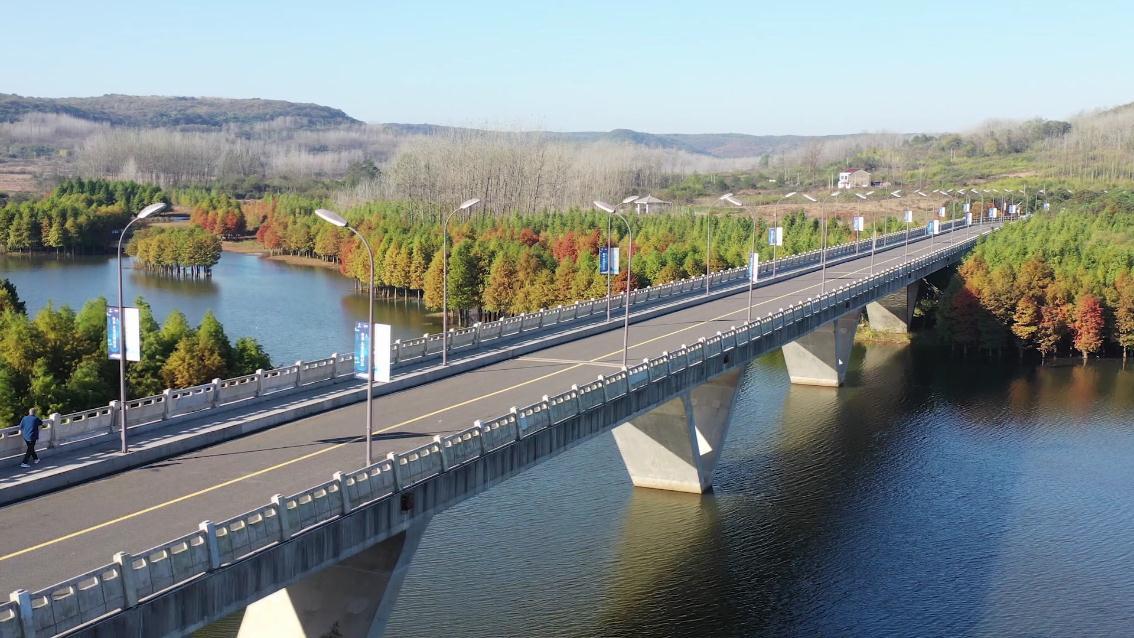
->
[0,94,360,128]
[380,123,856,158]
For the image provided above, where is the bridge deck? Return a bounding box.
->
[0,226,988,596]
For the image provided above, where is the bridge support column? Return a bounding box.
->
[612,368,741,493]
[865,282,918,333]
[238,517,430,638]
[782,312,858,387]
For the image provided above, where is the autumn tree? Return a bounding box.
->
[1072,294,1106,363]
[1115,273,1134,361]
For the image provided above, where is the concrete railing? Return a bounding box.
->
[0,218,974,465]
[1,230,996,638]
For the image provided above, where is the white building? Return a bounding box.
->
[837,168,871,189]
[633,195,672,214]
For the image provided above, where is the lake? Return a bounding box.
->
[6,251,1133,636]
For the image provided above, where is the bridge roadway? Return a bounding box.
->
[0,225,987,598]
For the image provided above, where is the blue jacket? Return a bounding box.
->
[19,415,41,442]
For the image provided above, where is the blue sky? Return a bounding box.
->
[2,1,1130,135]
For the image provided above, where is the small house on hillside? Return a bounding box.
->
[837,168,871,189]
[634,195,671,214]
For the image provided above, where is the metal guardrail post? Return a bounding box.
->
[254,369,263,397]
[210,379,221,408]
[270,494,291,541]
[333,472,352,515]
[113,551,140,608]
[198,521,221,570]
[9,589,34,638]
[47,412,60,449]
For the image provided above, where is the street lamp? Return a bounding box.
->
[315,208,377,466]
[889,190,910,257]
[915,190,931,245]
[116,201,168,454]
[854,191,875,274]
[720,193,757,322]
[441,197,482,366]
[822,191,839,295]
[777,191,807,278]
[599,195,640,322]
[594,200,634,366]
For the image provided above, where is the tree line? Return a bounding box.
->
[224,194,908,324]
[126,226,222,277]
[936,193,1134,361]
[0,178,166,254]
[0,279,272,426]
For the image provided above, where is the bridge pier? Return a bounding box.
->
[237,517,430,638]
[781,312,858,387]
[612,368,741,493]
[865,282,918,333]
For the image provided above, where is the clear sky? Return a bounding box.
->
[2,0,1130,135]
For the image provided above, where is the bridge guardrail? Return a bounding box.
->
[1,230,996,638]
[0,219,978,466]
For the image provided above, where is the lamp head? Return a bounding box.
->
[137,202,168,219]
[621,195,641,204]
[593,200,616,214]
[314,208,349,228]
[459,198,481,211]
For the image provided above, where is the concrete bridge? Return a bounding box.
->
[0,220,1000,638]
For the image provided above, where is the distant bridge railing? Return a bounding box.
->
[0,218,970,462]
[0,229,992,638]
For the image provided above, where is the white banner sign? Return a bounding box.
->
[373,323,391,383]
[903,210,913,223]
[768,226,784,247]
[852,216,864,232]
[939,206,947,217]
[108,307,141,362]
[964,212,973,225]
[748,252,759,283]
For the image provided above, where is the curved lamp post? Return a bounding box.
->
[116,202,168,454]
[720,193,758,322]
[598,195,640,322]
[315,208,376,466]
[594,200,633,366]
[854,190,875,274]
[441,198,482,366]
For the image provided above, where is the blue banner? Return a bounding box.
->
[107,307,122,360]
[599,247,609,275]
[354,321,370,377]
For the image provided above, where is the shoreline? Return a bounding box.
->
[221,240,340,271]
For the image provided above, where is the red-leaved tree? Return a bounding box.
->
[1073,294,1106,363]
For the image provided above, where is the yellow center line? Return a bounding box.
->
[0,238,951,562]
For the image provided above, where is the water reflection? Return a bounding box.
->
[385,347,1134,637]
[0,252,440,363]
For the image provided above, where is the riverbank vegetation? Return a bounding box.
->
[0,279,272,425]
[126,226,222,277]
[936,194,1134,362]
[0,178,166,253]
[232,194,907,323]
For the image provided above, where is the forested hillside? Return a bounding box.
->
[937,193,1134,361]
[0,94,359,128]
[0,178,166,253]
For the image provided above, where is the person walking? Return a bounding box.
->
[18,408,42,468]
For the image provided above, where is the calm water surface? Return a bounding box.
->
[7,254,1133,636]
[0,253,438,364]
[385,346,1134,637]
